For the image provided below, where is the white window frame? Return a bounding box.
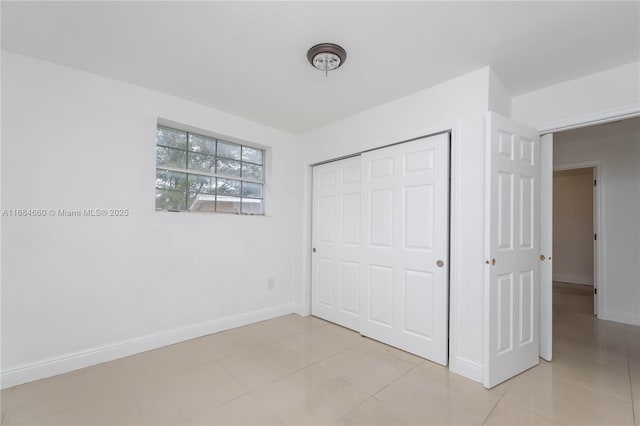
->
[155,124,266,215]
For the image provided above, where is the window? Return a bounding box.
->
[155,125,265,214]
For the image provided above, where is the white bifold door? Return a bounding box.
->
[484,112,541,388]
[311,133,450,365]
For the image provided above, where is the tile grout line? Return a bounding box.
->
[336,363,425,426]
[167,331,303,424]
[216,323,366,395]
[480,378,513,425]
[214,321,423,424]
[207,358,293,426]
[256,335,366,388]
[212,323,369,426]
[124,317,322,425]
[373,363,421,396]
[333,395,376,425]
[625,325,637,426]
[369,364,427,423]
[122,376,148,426]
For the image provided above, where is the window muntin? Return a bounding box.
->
[155,126,264,214]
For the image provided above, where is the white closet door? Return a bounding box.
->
[311,156,362,331]
[360,133,450,365]
[484,112,540,388]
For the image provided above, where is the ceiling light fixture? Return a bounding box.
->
[307,43,347,76]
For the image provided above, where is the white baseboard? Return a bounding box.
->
[449,356,483,384]
[1,303,296,389]
[553,274,593,286]
[599,309,640,326]
[291,303,308,317]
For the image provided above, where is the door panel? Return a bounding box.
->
[340,261,360,314]
[403,269,435,338]
[312,157,362,330]
[405,184,434,249]
[360,133,450,365]
[369,265,394,326]
[484,112,540,388]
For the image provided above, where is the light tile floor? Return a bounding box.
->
[1,283,638,425]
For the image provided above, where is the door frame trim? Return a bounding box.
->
[552,161,601,314]
[537,105,639,135]
[539,134,553,361]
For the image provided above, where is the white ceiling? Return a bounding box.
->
[2,1,639,133]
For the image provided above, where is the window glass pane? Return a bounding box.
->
[188,174,216,194]
[188,134,216,155]
[188,152,216,173]
[156,126,266,215]
[157,127,187,150]
[156,170,188,191]
[217,178,241,196]
[217,140,241,160]
[242,146,263,165]
[155,189,186,211]
[242,198,263,215]
[216,158,241,177]
[216,195,241,213]
[241,163,263,180]
[188,192,216,213]
[242,182,263,198]
[156,146,187,169]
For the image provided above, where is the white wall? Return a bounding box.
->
[488,68,512,118]
[297,67,492,382]
[554,119,640,325]
[552,169,594,286]
[512,61,640,132]
[1,52,301,387]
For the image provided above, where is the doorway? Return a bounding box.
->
[540,116,640,361]
[552,167,597,316]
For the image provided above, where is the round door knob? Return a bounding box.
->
[491,258,496,266]
[436,260,444,268]
[312,248,316,253]
[540,255,545,261]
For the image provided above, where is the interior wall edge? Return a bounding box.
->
[290,302,306,317]
[0,302,297,389]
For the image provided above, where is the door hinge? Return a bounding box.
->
[594,233,597,240]
[594,179,597,186]
[594,288,598,295]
